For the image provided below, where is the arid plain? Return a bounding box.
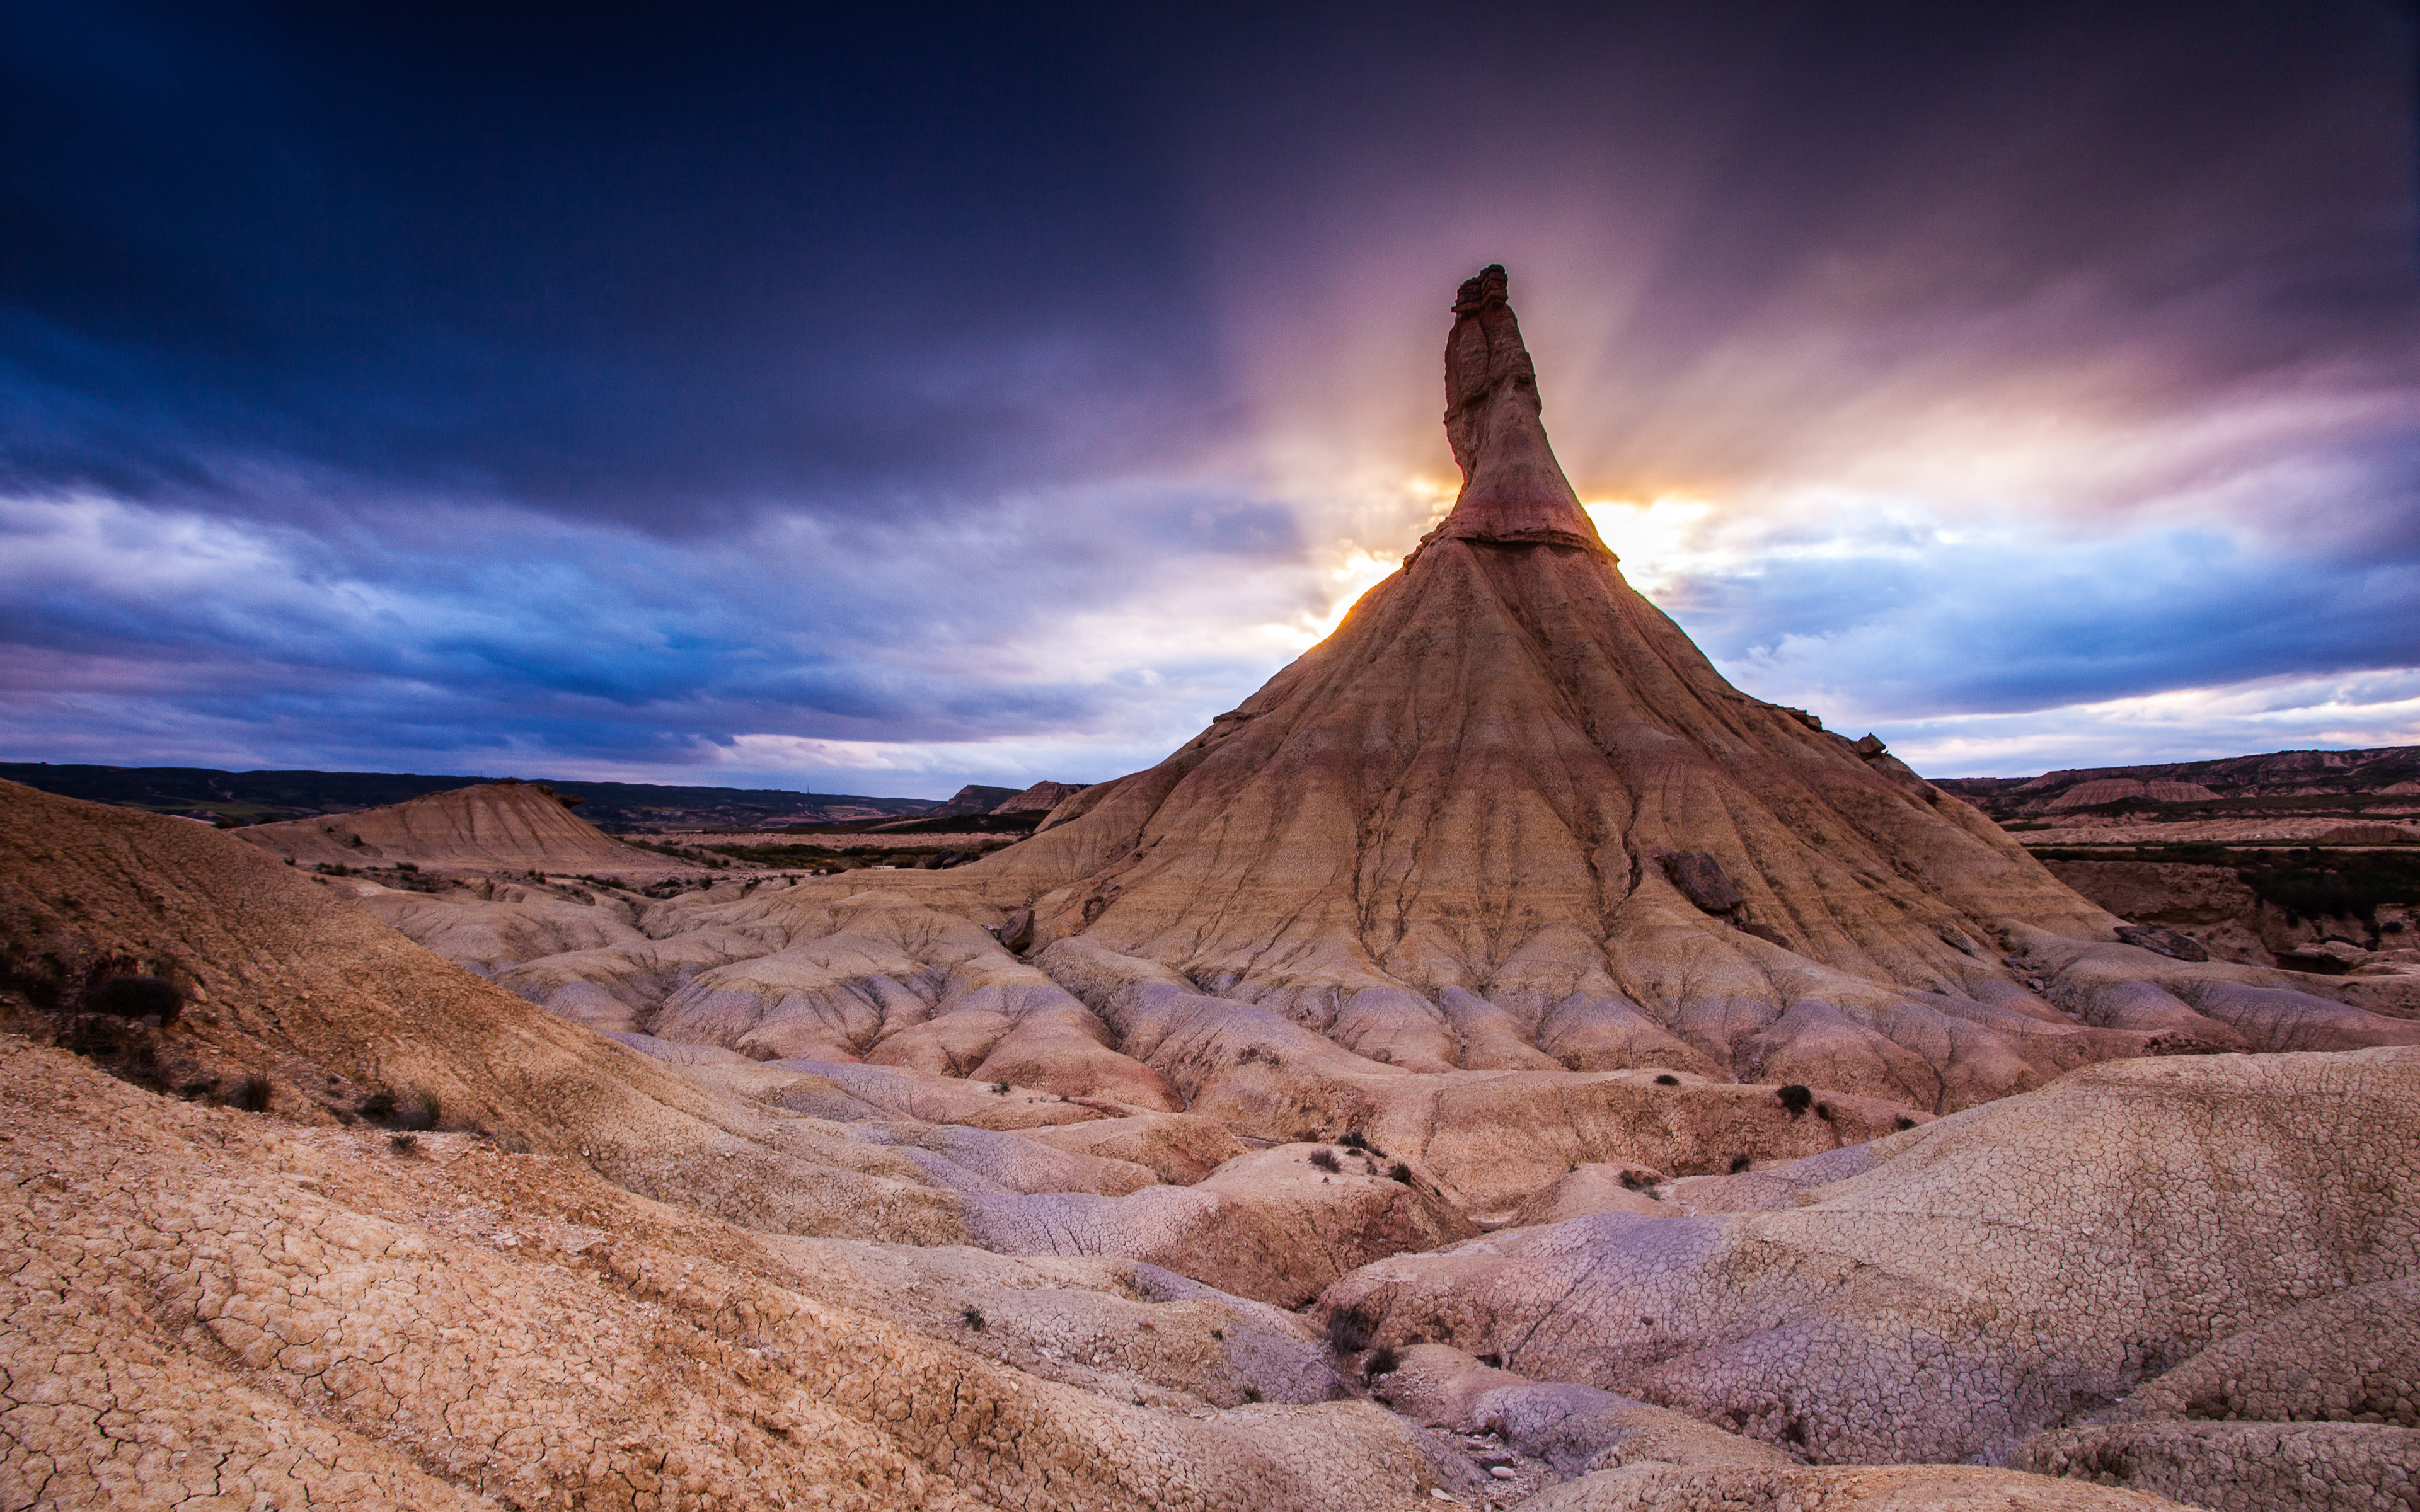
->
[5,270,2416,1512]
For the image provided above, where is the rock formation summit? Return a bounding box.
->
[1431,263,1612,555]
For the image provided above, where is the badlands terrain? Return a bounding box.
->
[4,267,2417,1512]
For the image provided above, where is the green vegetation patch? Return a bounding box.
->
[706,840,1005,869]
[2035,844,2420,924]
[780,811,1044,837]
[706,842,877,868]
[2234,849,2420,925]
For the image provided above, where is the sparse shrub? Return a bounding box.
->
[234,1075,272,1113]
[1894,1115,1917,1131]
[960,1307,986,1332]
[1654,1073,1680,1087]
[1364,1344,1401,1377]
[389,1133,420,1155]
[1618,1169,1648,1191]
[1567,1158,1581,1172]
[1325,1305,1374,1354]
[60,1012,156,1077]
[1777,1084,1814,1118]
[85,975,182,1023]
[1308,1147,1340,1172]
[1339,1130,1368,1151]
[1241,1386,1262,1403]
[1728,1154,1753,1174]
[361,1089,441,1130]
[1388,1162,1412,1184]
[991,1081,1010,1094]
[1211,1328,1224,1341]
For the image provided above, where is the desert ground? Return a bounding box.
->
[4,268,2414,1512]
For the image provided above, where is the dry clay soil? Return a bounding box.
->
[4,782,2418,1511]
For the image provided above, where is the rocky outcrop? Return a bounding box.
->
[993,780,1090,814]
[925,783,1025,818]
[1428,262,1613,554]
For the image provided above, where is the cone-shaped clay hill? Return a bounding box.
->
[238,779,674,874]
[916,268,2416,1094]
[986,263,2106,1011]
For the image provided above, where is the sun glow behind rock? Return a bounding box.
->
[1581,495,1724,595]
[1284,544,1403,648]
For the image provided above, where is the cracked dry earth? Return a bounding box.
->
[0,790,2266,1512]
[0,1043,1442,1512]
[12,791,2416,1511]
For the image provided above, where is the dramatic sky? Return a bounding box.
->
[4,2,2417,798]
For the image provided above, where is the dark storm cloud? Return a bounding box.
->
[3,1,2416,788]
[0,1,1229,527]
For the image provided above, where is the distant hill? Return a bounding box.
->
[922,783,1025,818]
[1933,746,2420,849]
[235,780,681,874]
[0,762,938,832]
[1935,745,2420,822]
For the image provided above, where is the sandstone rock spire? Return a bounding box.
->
[1428,264,1611,555]
[963,265,2119,1028]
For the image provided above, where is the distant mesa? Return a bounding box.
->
[2043,778,2220,811]
[1940,745,2420,820]
[234,779,679,874]
[0,761,939,831]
